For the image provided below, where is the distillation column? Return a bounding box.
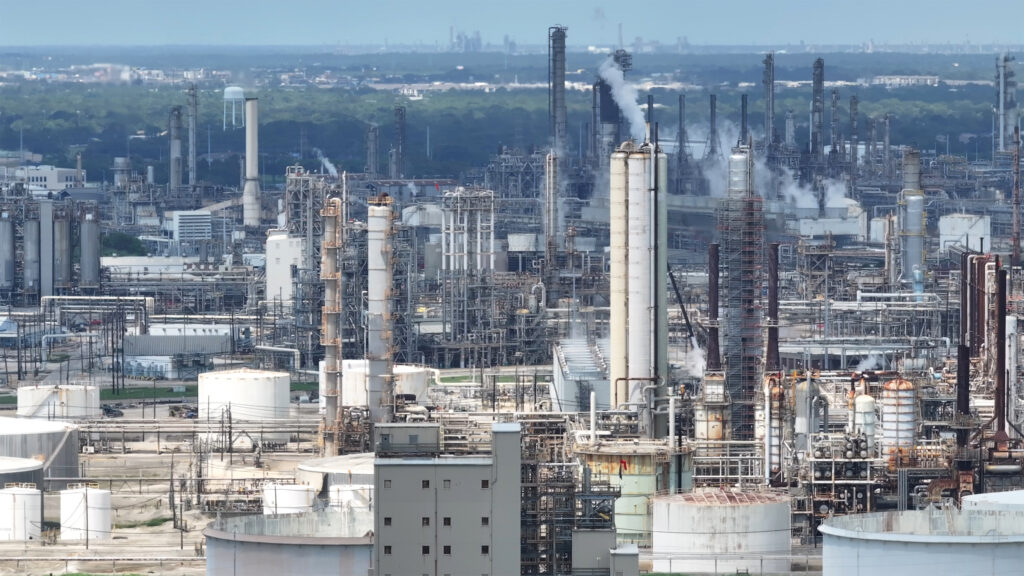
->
[321,196,344,455]
[367,196,395,424]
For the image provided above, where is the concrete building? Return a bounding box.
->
[15,165,84,192]
[373,422,520,576]
[265,230,303,308]
[171,210,212,242]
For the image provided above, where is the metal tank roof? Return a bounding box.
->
[0,456,43,473]
[224,86,245,100]
[658,489,790,506]
[0,416,76,435]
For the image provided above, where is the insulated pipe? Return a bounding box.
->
[590,390,597,446]
[707,243,721,371]
[956,343,970,448]
[997,267,1007,433]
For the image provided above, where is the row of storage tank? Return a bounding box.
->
[0,482,111,542]
[0,204,101,294]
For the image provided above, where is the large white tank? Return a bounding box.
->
[328,484,372,511]
[198,369,290,443]
[0,457,43,488]
[652,490,791,574]
[881,379,915,459]
[17,385,101,420]
[60,486,112,541]
[854,394,877,452]
[0,486,42,541]
[0,417,79,484]
[393,365,430,400]
[341,359,370,407]
[262,483,316,515]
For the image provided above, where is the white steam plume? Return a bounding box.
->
[598,57,646,142]
[856,354,882,371]
[313,148,338,178]
[686,335,706,379]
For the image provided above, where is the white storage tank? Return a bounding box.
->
[328,484,372,511]
[17,384,101,420]
[341,360,369,407]
[0,485,42,541]
[60,485,112,541]
[0,457,44,488]
[198,369,290,443]
[881,378,915,459]
[393,365,430,400]
[0,417,79,485]
[262,483,316,515]
[820,507,1024,576]
[652,489,791,574]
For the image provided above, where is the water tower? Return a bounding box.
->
[223,86,245,130]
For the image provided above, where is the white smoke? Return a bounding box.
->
[685,335,706,379]
[597,57,646,142]
[406,181,419,197]
[856,354,882,371]
[313,148,338,178]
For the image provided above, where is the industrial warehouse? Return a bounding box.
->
[2,11,1024,576]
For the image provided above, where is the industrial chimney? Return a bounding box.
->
[242,98,261,228]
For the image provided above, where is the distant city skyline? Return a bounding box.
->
[4,0,1023,48]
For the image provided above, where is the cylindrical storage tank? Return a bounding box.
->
[262,483,315,515]
[820,508,1024,576]
[341,360,369,407]
[0,486,42,541]
[854,394,877,452]
[79,209,100,289]
[903,193,925,276]
[23,219,40,295]
[198,369,290,443]
[60,486,112,541]
[113,157,131,188]
[652,490,791,574]
[881,379,915,458]
[0,457,44,488]
[328,484,373,511]
[393,365,430,401]
[52,213,72,291]
[0,211,14,292]
[0,417,79,485]
[17,385,101,420]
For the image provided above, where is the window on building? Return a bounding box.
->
[481,545,489,555]
[443,545,451,555]
[481,479,490,489]
[383,545,392,555]
[383,479,392,489]
[443,517,451,527]
[422,545,430,555]
[481,516,489,526]
[422,479,430,489]
[422,517,430,526]
[443,479,451,489]
[384,517,392,526]
[409,433,419,445]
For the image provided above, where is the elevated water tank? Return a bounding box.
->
[262,483,315,515]
[652,490,791,574]
[60,485,112,541]
[198,369,290,442]
[0,485,42,540]
[17,385,101,420]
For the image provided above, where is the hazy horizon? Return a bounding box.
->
[4,0,1023,48]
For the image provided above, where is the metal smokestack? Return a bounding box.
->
[242,98,260,228]
[849,95,859,190]
[169,106,183,190]
[740,94,748,144]
[766,242,780,372]
[707,94,719,158]
[609,146,630,408]
[956,343,970,448]
[811,58,824,164]
[548,26,568,154]
[707,243,721,371]
[763,52,775,147]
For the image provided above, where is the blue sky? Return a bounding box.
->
[2,0,1021,47]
